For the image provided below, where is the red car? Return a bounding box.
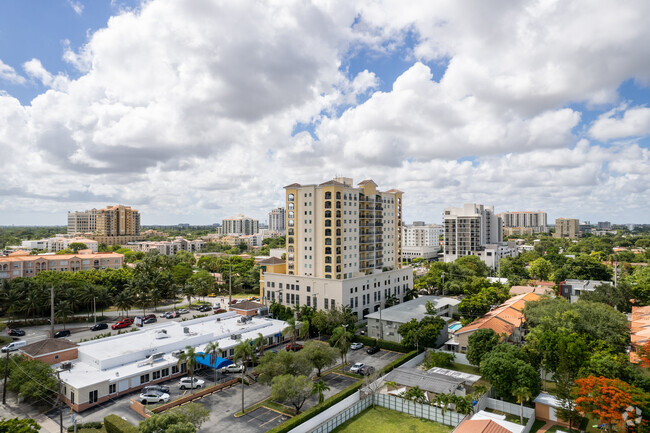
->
[112,319,133,330]
[286,343,303,352]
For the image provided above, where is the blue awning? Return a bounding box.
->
[194,354,233,370]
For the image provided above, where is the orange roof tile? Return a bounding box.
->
[454,419,511,433]
[456,316,515,337]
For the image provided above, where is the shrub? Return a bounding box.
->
[423,350,455,369]
[104,415,137,433]
[68,422,103,432]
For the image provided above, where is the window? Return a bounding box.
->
[153,370,161,380]
[307,296,311,306]
[324,298,329,309]
[71,392,75,404]
[172,365,179,375]
[109,384,116,394]
[331,299,336,309]
[162,367,170,377]
[306,286,311,292]
[89,390,98,404]
[288,194,294,201]
[140,374,150,384]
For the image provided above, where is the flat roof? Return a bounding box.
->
[59,313,287,389]
[365,296,459,323]
[427,366,481,385]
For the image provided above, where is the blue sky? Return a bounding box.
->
[0,0,649,225]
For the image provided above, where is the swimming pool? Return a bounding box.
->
[448,323,462,332]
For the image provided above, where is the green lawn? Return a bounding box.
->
[330,406,453,433]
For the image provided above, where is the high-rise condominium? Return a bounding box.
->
[443,204,503,263]
[261,177,412,319]
[68,205,140,237]
[554,218,580,239]
[268,208,286,233]
[222,214,259,235]
[498,211,548,235]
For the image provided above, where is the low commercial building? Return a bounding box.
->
[58,313,287,412]
[472,242,519,269]
[559,279,612,303]
[402,245,440,262]
[0,251,124,281]
[20,339,79,364]
[365,296,459,345]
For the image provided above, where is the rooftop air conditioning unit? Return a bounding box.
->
[231,334,241,340]
[183,327,190,334]
[60,362,72,371]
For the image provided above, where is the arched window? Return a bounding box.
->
[325,257,332,264]
[325,229,332,236]
[336,211,341,218]
[325,265,332,273]
[325,220,332,227]
[336,192,341,199]
[324,211,331,218]
[336,201,341,209]
[324,192,332,199]
[288,229,294,235]
[325,238,332,245]
[288,194,294,201]
[288,211,294,218]
[288,203,294,210]
[324,201,332,209]
[288,237,294,244]
[288,220,294,227]
[325,247,332,255]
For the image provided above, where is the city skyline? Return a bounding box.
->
[1,0,650,225]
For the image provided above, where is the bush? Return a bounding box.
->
[353,335,408,353]
[423,350,455,369]
[68,422,103,432]
[104,415,137,433]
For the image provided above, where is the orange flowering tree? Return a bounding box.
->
[638,341,650,369]
[574,376,648,432]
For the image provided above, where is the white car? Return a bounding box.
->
[220,364,244,374]
[179,377,205,389]
[350,342,364,350]
[350,362,365,374]
[139,391,170,404]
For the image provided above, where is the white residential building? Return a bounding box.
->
[268,207,286,233]
[443,204,503,263]
[402,222,442,262]
[222,214,259,235]
[131,237,204,255]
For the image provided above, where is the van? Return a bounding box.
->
[1,340,27,353]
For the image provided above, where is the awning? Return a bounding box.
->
[194,354,233,370]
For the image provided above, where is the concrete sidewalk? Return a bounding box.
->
[0,396,63,433]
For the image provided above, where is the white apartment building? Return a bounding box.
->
[262,177,411,319]
[18,236,99,253]
[68,209,98,234]
[402,222,442,262]
[268,207,286,233]
[498,211,548,234]
[131,237,204,255]
[444,204,512,268]
[222,214,259,235]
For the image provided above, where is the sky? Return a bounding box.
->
[1,0,649,227]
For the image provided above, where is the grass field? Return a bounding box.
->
[330,406,453,433]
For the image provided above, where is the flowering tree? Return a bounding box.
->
[574,376,647,432]
[638,341,650,369]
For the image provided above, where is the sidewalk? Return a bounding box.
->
[0,396,62,433]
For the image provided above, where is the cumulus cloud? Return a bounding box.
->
[67,0,84,15]
[589,105,650,141]
[0,0,649,224]
[0,59,26,84]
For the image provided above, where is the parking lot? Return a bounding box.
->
[238,407,290,432]
[346,345,402,372]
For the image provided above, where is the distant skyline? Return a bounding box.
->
[1,0,649,226]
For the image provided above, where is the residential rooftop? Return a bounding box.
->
[365,296,460,323]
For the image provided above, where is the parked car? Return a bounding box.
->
[366,346,380,355]
[7,329,25,336]
[160,312,172,319]
[144,314,156,320]
[198,305,212,313]
[177,309,190,315]
[143,384,170,394]
[111,320,132,330]
[220,364,244,374]
[213,308,227,314]
[139,390,170,404]
[179,377,205,389]
[208,293,217,298]
[359,365,376,376]
[90,323,108,331]
[350,342,364,350]
[350,362,365,374]
[54,330,71,338]
[144,316,157,324]
[286,343,303,352]
[229,299,238,305]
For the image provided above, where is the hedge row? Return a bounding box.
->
[266,350,418,433]
[104,415,137,433]
[266,381,363,433]
[68,422,103,432]
[353,335,408,353]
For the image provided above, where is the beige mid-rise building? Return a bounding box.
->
[68,205,141,238]
[262,177,411,320]
[553,218,580,239]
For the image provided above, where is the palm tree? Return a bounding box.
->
[21,283,45,322]
[114,289,135,317]
[79,284,97,321]
[55,300,73,331]
[283,317,309,347]
[403,386,427,404]
[177,346,199,394]
[451,394,474,415]
[233,339,255,414]
[513,386,532,425]
[311,380,330,404]
[329,325,352,365]
[252,332,266,360]
[204,341,220,385]
[94,286,113,317]
[434,393,451,418]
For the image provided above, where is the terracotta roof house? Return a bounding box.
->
[509,285,555,296]
[20,338,79,364]
[454,419,512,433]
[446,292,541,352]
[630,306,650,363]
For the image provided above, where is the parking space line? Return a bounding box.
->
[260,414,286,427]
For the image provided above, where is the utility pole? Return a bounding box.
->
[50,285,55,337]
[93,296,97,325]
[228,258,232,310]
[441,272,445,296]
[379,299,384,341]
[56,370,63,433]
[2,348,9,404]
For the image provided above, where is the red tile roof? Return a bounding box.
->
[454,419,511,433]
